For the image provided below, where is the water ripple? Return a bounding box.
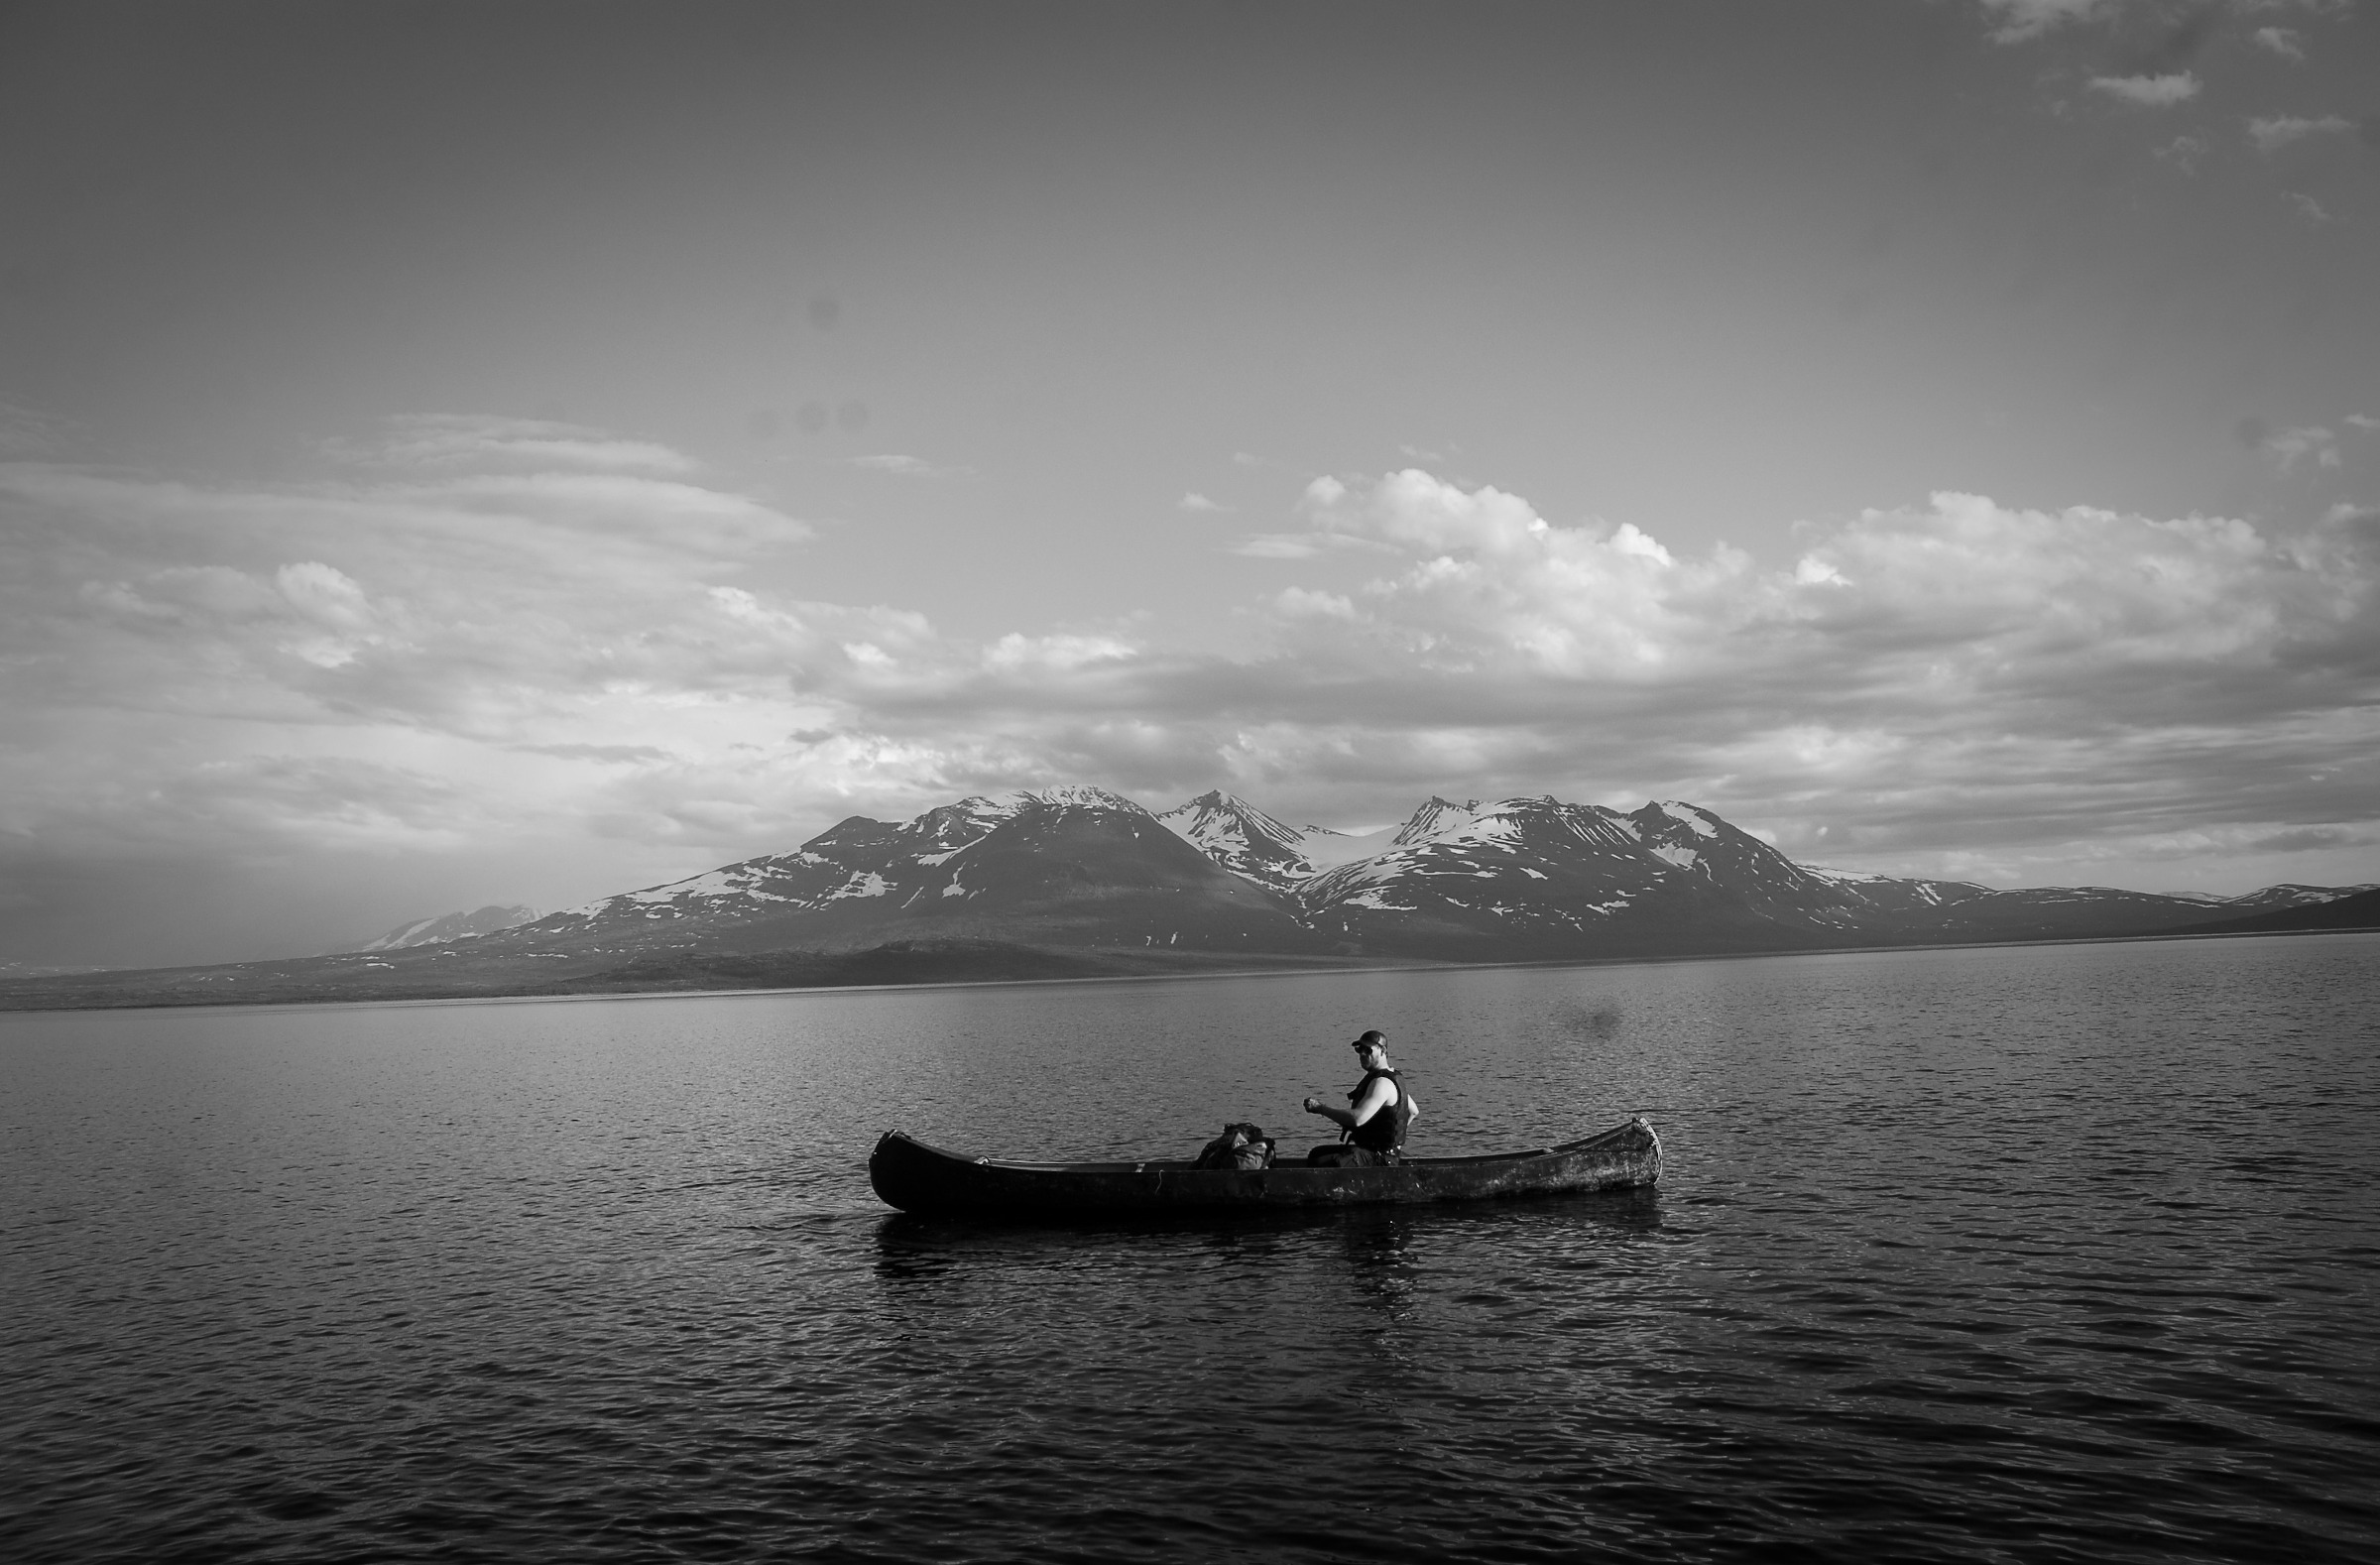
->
[3,933,2376,1562]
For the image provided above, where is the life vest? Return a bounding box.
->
[1347,1068,1410,1153]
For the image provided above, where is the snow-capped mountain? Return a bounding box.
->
[1151,789,1403,887]
[379,785,2371,972]
[13,784,2366,1012]
[351,904,541,951]
[1198,793,2302,955]
[1154,790,1325,891]
[489,784,1309,958]
[1288,795,1886,955]
[530,787,1111,933]
[2209,882,2378,911]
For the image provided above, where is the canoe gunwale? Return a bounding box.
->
[950,1141,1595,1176]
[868,1116,1660,1217]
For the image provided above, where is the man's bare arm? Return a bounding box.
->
[1304,1076,1396,1129]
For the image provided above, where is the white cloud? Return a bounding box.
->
[1975,0,2114,43]
[1291,469,1708,673]
[276,561,373,628]
[982,633,1137,672]
[2263,425,2340,468]
[2346,414,2380,432]
[1274,587,1356,620]
[1230,535,1325,559]
[850,453,943,477]
[2154,134,2208,173]
[273,560,383,667]
[1980,0,2343,50]
[328,414,697,475]
[2089,72,2200,107]
[2253,26,2306,60]
[2248,114,2352,152]
[1178,491,1228,513]
[1227,529,1393,560]
[1305,468,1557,557]
[2285,191,2332,223]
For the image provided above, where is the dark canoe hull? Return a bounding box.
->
[868,1117,1661,1219]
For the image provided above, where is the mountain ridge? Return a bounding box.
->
[3,785,2368,1011]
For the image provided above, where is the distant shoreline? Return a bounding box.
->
[3,924,2371,1019]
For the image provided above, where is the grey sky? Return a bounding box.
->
[3,0,2376,967]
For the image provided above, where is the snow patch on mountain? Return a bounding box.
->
[353,903,540,951]
[904,796,1019,850]
[1016,783,1150,816]
[1295,824,1402,868]
[1437,812,1527,848]
[624,869,754,905]
[1393,797,1483,846]
[1658,800,1719,838]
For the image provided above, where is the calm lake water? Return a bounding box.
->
[4,933,2376,1563]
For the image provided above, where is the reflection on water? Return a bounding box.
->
[871,1190,1668,1337]
[4,933,2376,1562]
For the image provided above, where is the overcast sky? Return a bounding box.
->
[4,0,2376,968]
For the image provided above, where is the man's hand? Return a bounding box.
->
[1302,1096,1321,1114]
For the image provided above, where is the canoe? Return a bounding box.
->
[868,1115,1661,1219]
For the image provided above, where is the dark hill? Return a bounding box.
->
[2163,887,2380,936]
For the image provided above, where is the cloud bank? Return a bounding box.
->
[6,431,2377,963]
[1228,474,2378,890]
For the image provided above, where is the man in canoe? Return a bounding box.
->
[1300,1028,1416,1165]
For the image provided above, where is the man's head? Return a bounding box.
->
[1351,1029,1387,1065]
